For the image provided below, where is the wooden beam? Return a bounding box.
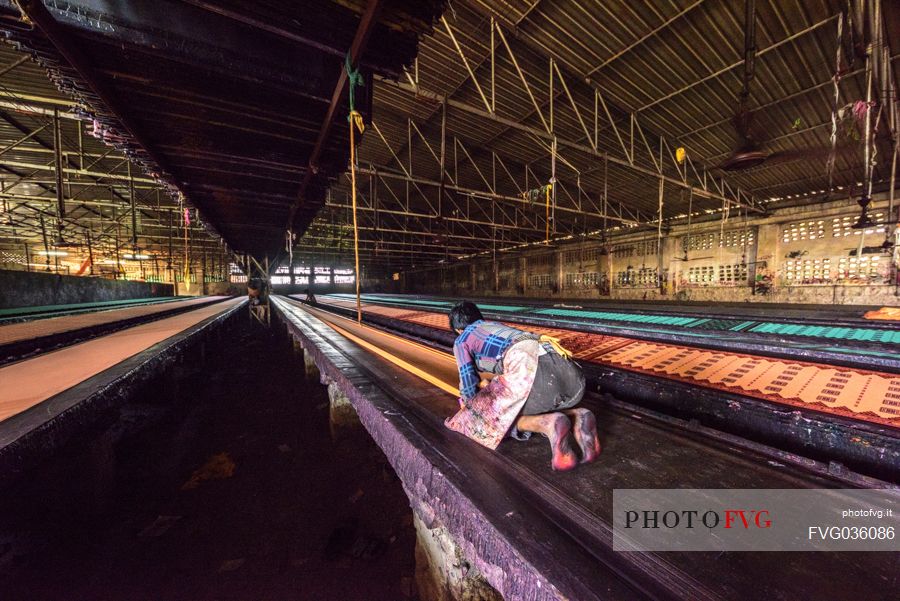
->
[287,0,384,230]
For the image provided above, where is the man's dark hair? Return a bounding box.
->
[449,301,484,332]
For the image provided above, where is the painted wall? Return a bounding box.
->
[403,195,900,306]
[0,269,174,309]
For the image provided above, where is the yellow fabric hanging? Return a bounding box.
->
[349,110,365,136]
[349,109,365,323]
[539,334,572,359]
[545,182,552,244]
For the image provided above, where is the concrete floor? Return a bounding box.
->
[0,320,417,600]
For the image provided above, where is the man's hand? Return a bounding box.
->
[478,378,490,389]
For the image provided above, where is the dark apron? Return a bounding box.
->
[521,345,586,415]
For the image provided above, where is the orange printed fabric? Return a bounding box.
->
[863,307,900,321]
[444,339,540,450]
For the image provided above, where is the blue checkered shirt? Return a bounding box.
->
[453,320,538,401]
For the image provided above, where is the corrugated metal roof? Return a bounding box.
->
[0,0,446,257]
[341,0,896,269]
[0,0,895,269]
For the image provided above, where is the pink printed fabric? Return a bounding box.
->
[444,339,540,450]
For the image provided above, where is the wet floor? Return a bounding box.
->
[0,319,418,600]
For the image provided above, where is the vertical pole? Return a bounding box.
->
[490,17,496,113]
[603,154,608,241]
[265,256,271,326]
[87,229,94,275]
[39,214,50,271]
[453,134,458,190]
[184,207,190,285]
[128,162,137,251]
[545,185,550,244]
[201,246,207,293]
[190,214,195,284]
[549,57,554,135]
[826,13,843,197]
[439,99,447,222]
[657,178,665,294]
[551,136,557,232]
[77,117,84,170]
[351,114,362,324]
[53,110,65,242]
[862,42,874,207]
[114,215,122,279]
[492,152,497,196]
[547,136,556,243]
[167,209,174,282]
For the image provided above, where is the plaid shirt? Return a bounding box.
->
[453,320,537,401]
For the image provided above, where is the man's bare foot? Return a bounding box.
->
[515,413,578,471]
[564,408,601,464]
[545,413,578,471]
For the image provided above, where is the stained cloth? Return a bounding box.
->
[445,338,541,449]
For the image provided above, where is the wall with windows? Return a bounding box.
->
[402,193,899,306]
[778,212,889,285]
[496,258,520,292]
[562,245,603,293]
[609,238,659,293]
[526,252,556,292]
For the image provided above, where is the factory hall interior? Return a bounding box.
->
[1,0,900,599]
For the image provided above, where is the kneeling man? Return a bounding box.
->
[445,301,600,471]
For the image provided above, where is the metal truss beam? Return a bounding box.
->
[355,163,640,227]
[387,76,762,215]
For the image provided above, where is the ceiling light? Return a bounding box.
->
[37,250,68,256]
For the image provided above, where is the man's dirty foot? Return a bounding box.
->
[566,408,601,464]
[545,413,578,471]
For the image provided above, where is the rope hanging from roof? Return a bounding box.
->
[345,55,365,134]
[826,12,843,198]
[545,182,552,244]
[346,54,364,323]
[183,206,191,285]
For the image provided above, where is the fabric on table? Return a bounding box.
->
[864,307,900,321]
